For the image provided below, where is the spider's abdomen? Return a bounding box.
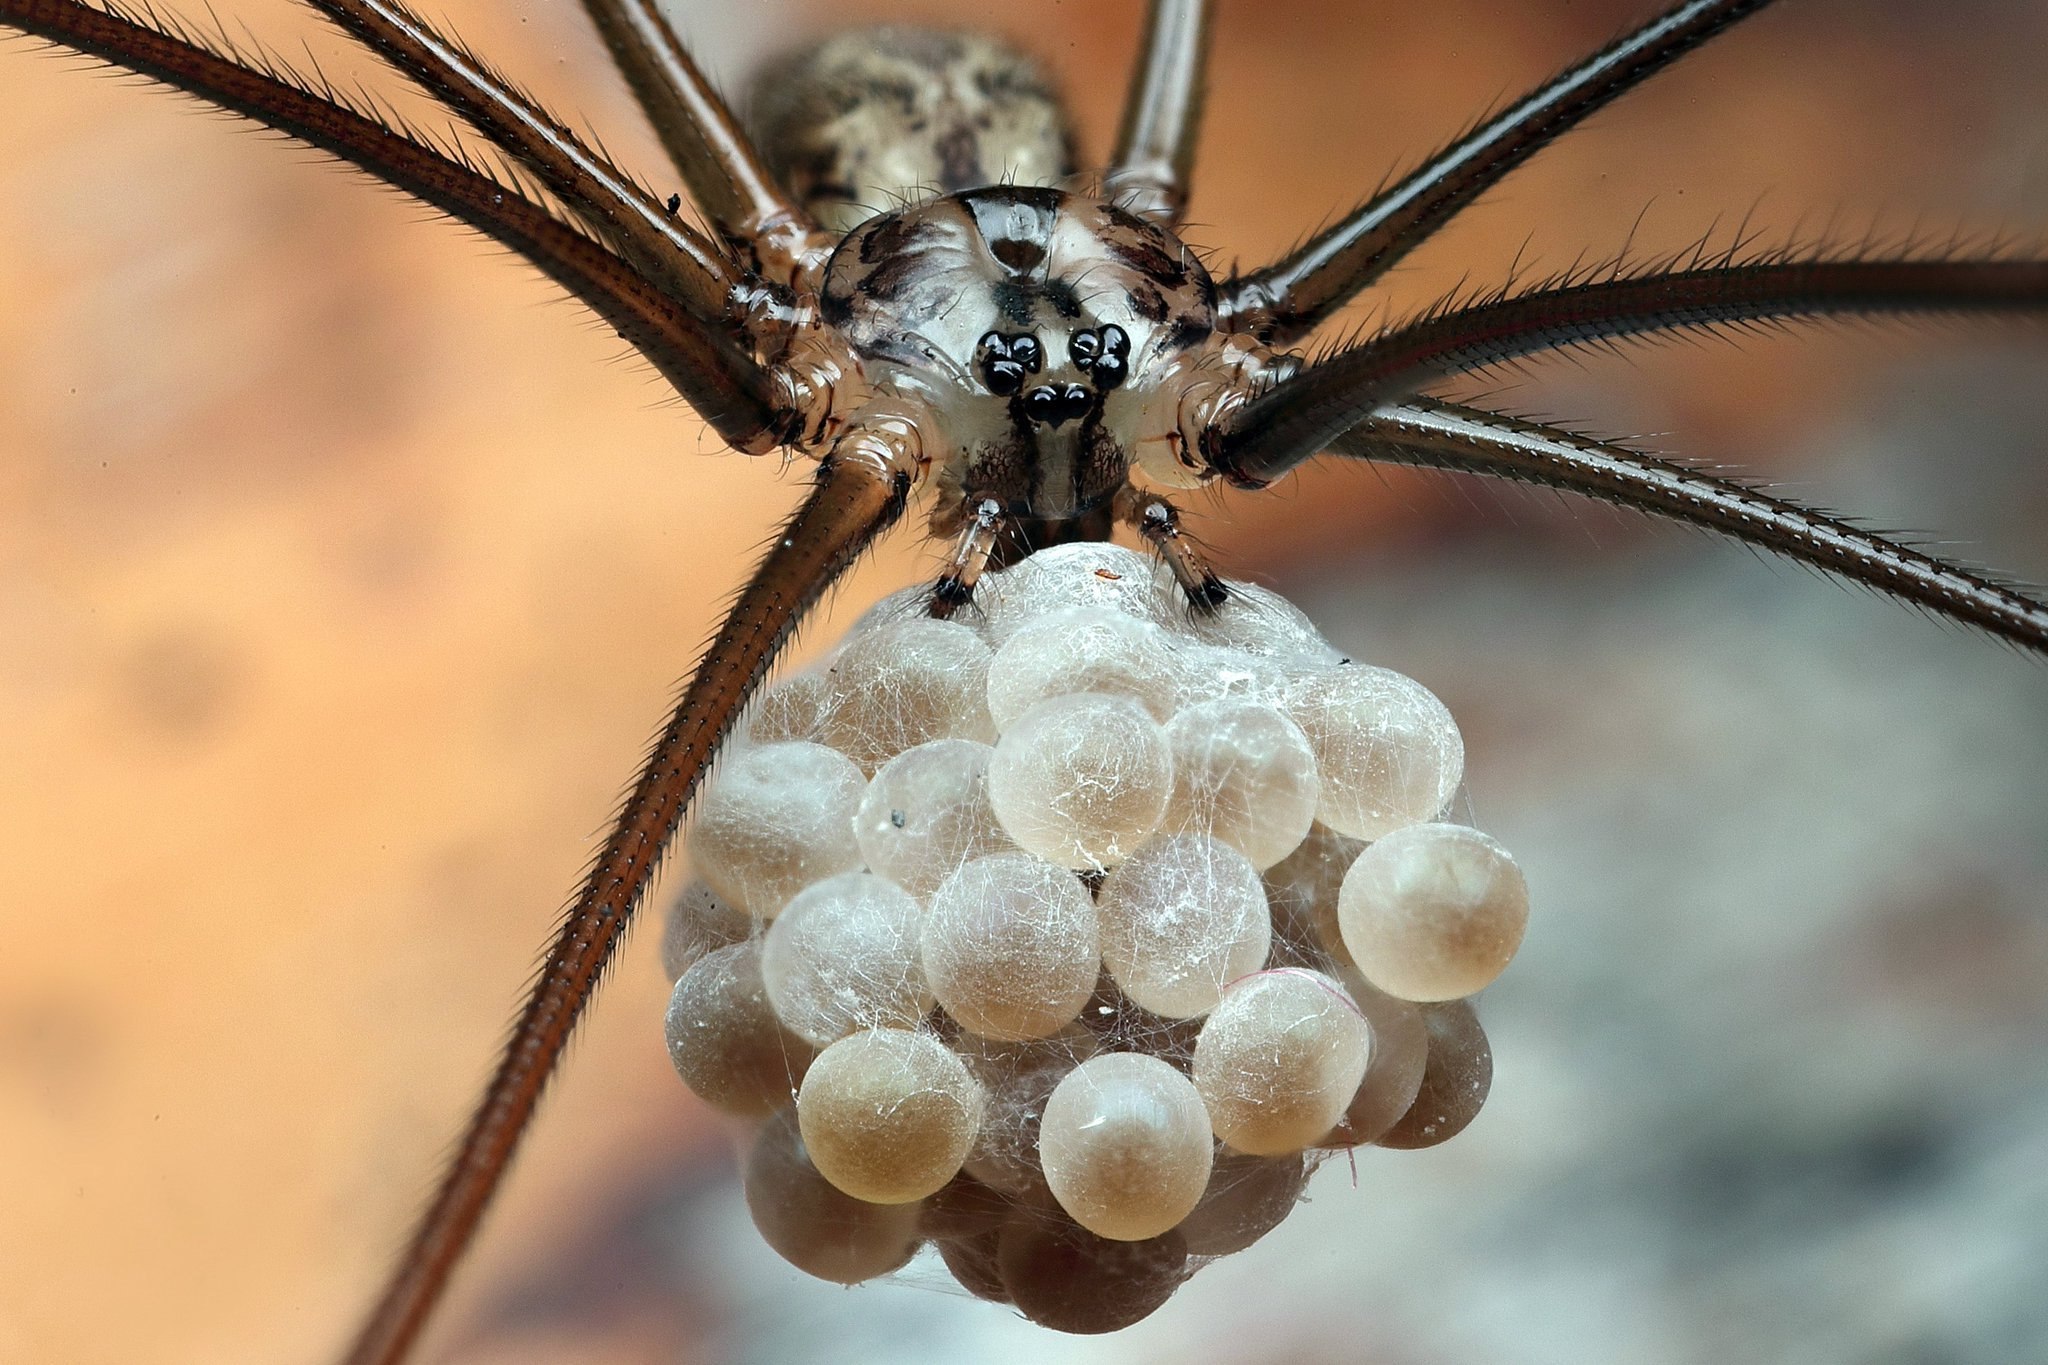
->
[820,186,1218,520]
[750,28,1075,235]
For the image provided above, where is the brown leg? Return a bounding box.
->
[1105,0,1213,226]
[575,0,826,278]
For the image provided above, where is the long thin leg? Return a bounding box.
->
[1330,398,2048,655]
[575,0,819,272]
[342,437,917,1365]
[307,0,736,322]
[1219,0,1776,341]
[0,0,781,453]
[1105,0,1213,227]
[1211,256,2048,485]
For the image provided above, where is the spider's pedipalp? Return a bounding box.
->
[1105,0,1213,228]
[1219,0,1779,342]
[0,0,785,451]
[1330,397,2048,656]
[307,0,739,322]
[1207,254,2048,489]
[574,0,826,276]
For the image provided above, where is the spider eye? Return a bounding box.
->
[1022,383,1093,427]
[985,360,1029,396]
[977,331,1044,396]
[1068,325,1130,391]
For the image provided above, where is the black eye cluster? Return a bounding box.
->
[975,332,1043,396]
[977,325,1132,429]
[1067,324,1129,391]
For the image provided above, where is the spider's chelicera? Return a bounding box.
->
[5,0,2045,1361]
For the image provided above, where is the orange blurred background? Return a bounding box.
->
[1,2,2043,1362]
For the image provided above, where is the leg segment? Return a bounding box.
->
[0,0,783,453]
[341,442,915,1365]
[1332,399,2048,656]
[1209,255,2048,487]
[1105,0,1214,227]
[307,0,736,322]
[575,0,823,276]
[1219,0,1777,341]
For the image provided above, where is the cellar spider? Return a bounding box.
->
[1,0,2044,1361]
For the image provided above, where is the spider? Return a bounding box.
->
[1,0,2044,1360]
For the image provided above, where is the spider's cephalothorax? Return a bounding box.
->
[6,2,2047,1361]
[819,185,1224,523]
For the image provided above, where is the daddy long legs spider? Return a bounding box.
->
[0,0,2044,1360]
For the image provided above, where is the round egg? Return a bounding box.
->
[1097,834,1272,1018]
[987,693,1173,870]
[797,1028,984,1204]
[1338,822,1529,1001]
[687,740,866,918]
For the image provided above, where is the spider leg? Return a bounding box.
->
[1219,0,1776,342]
[0,0,783,452]
[1115,485,1229,609]
[1209,255,2048,485]
[1329,398,2048,655]
[1105,0,1213,227]
[306,0,738,323]
[342,428,919,1365]
[574,0,822,274]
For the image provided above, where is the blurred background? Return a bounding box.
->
[1,1,2043,1361]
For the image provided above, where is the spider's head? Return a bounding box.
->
[820,186,1219,520]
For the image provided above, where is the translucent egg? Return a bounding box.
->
[797,1028,985,1204]
[1097,834,1272,1018]
[1262,823,1366,971]
[1193,968,1370,1155]
[760,872,932,1047]
[658,879,752,982]
[743,1107,923,1283]
[955,1028,1097,1198]
[997,1217,1189,1334]
[819,618,996,771]
[1172,642,1295,708]
[1176,1150,1309,1256]
[853,739,1011,897]
[1321,972,1430,1148]
[1039,1051,1214,1241]
[1168,580,1346,665]
[918,1171,1012,1242]
[1338,822,1529,1001]
[986,607,1183,727]
[923,854,1099,1041]
[978,541,1165,642]
[688,740,866,918]
[1376,1000,1492,1149]
[938,1230,1011,1303]
[1162,700,1320,869]
[1285,666,1464,839]
[987,694,1173,870]
[842,580,989,642]
[744,670,832,745]
[663,942,814,1117]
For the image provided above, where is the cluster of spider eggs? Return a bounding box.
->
[661,542,1527,1331]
